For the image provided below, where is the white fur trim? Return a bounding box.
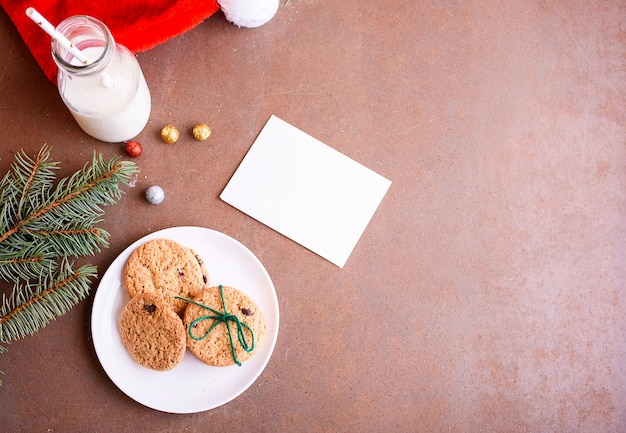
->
[218,0,279,28]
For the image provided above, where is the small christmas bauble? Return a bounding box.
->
[125,140,142,157]
[193,124,211,141]
[145,185,165,204]
[160,125,180,144]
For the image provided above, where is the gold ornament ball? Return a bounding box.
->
[193,123,211,141]
[160,124,180,144]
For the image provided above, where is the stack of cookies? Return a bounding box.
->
[118,238,266,371]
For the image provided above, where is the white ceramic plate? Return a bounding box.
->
[91,226,279,413]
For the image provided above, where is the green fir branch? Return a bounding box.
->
[0,260,96,349]
[12,146,59,221]
[0,146,138,282]
[30,226,110,257]
[0,145,138,385]
[0,243,54,282]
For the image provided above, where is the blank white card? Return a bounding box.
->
[220,115,392,268]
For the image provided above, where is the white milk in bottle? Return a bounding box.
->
[52,15,151,142]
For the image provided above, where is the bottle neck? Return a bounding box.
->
[52,15,115,77]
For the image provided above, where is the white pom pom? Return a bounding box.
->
[218,0,279,28]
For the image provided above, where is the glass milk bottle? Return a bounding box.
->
[52,15,151,142]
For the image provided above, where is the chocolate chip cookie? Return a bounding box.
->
[119,293,186,371]
[124,238,209,316]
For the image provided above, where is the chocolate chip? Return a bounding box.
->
[240,307,253,316]
[177,269,185,277]
[143,304,157,313]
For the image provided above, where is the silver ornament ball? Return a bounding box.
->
[145,185,165,204]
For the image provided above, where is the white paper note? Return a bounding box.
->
[220,115,392,268]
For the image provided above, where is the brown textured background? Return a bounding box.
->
[1,1,625,431]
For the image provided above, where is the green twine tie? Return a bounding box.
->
[176,285,255,366]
